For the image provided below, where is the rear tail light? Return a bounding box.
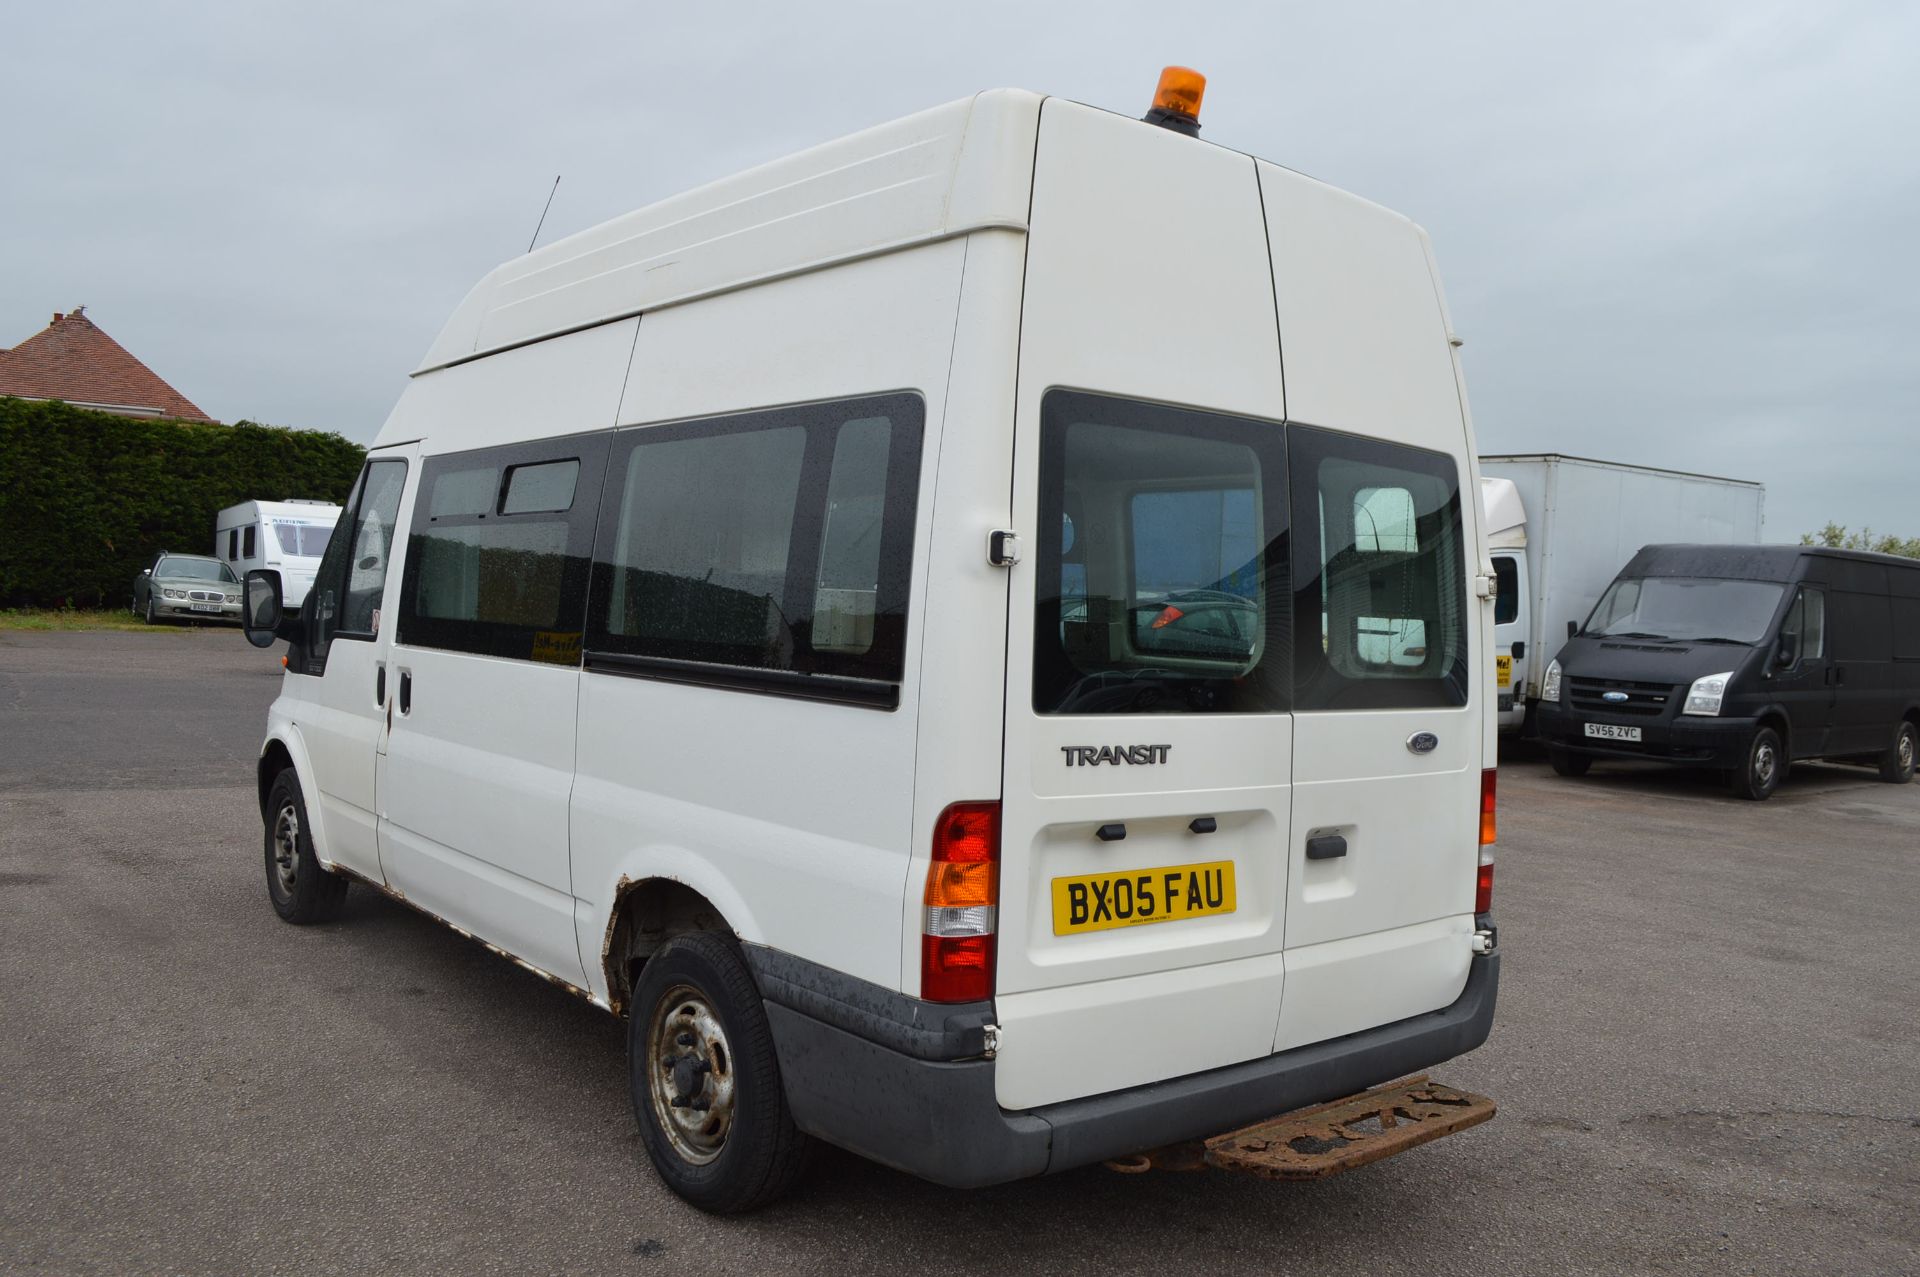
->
[1476,769,1496,915]
[921,802,1000,1003]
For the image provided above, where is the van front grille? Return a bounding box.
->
[1568,677,1675,717]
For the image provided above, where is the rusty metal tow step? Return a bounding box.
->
[1106,1076,1496,1180]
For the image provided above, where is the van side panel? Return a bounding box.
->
[895,228,1027,991]
[1259,162,1481,1052]
[375,327,638,988]
[569,241,968,1002]
[994,100,1293,1111]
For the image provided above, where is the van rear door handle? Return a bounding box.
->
[1306,834,1348,861]
[375,663,386,706]
[398,669,412,715]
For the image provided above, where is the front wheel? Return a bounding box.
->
[143,597,158,625]
[1879,720,1917,784]
[1728,726,1786,801]
[264,769,348,923]
[1549,747,1592,778]
[629,932,810,1213]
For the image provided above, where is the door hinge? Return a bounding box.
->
[988,530,1020,567]
[981,1023,1002,1058]
[1474,572,1496,600]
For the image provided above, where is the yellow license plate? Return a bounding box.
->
[1496,654,1512,689]
[1051,861,1236,935]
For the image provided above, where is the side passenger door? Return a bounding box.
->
[376,436,609,988]
[1772,587,1831,757]
[290,449,414,882]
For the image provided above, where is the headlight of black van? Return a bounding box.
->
[1682,671,1733,716]
[1541,659,1562,703]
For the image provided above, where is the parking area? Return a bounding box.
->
[1,629,1915,1276]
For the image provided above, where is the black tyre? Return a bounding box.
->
[264,769,348,923]
[629,932,810,1213]
[143,597,158,625]
[1548,747,1592,778]
[1728,726,1786,801]
[1879,720,1917,784]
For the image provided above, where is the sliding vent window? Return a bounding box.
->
[1290,426,1468,709]
[588,394,924,694]
[397,441,607,664]
[1034,390,1291,716]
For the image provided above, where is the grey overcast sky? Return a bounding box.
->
[3,1,1915,539]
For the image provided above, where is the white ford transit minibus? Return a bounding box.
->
[244,73,1501,1212]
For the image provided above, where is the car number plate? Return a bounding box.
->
[191,602,222,613]
[1584,723,1642,742]
[1495,655,1512,689]
[1051,860,1235,936]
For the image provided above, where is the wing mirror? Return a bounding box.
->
[242,569,299,649]
[143,568,152,577]
[1775,634,1798,668]
[1566,620,1578,640]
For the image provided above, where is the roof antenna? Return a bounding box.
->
[526,175,562,254]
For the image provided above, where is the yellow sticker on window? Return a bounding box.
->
[531,630,583,665]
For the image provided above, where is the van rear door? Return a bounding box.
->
[992,101,1292,1111]
[1256,162,1483,1053]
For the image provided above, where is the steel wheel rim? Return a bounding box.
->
[272,801,300,896]
[1754,740,1777,787]
[644,984,736,1165]
[1900,728,1915,772]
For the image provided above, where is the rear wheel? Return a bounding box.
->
[1879,720,1917,784]
[264,769,348,923]
[1548,747,1591,778]
[629,932,809,1213]
[1728,726,1785,801]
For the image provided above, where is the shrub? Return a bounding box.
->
[0,397,366,608]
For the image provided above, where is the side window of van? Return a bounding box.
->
[1780,588,1825,663]
[586,393,924,704]
[1290,426,1468,709]
[308,458,408,664]
[1033,390,1291,716]
[397,443,607,664]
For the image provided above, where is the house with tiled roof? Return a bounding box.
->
[0,308,215,422]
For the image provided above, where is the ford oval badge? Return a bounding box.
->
[1602,690,1629,703]
[1407,731,1439,755]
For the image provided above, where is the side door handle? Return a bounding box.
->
[398,669,412,715]
[1306,834,1348,861]
[375,662,386,707]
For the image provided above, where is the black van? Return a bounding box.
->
[1534,545,1920,799]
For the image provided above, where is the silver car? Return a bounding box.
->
[131,553,243,624]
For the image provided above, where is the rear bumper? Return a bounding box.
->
[1536,703,1755,768]
[749,944,1499,1189]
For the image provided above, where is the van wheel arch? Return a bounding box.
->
[258,740,297,819]
[603,878,736,1016]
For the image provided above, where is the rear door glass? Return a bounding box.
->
[1033,390,1290,715]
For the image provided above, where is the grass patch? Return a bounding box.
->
[0,608,188,633]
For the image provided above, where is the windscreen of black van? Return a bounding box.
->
[1033,391,1291,715]
[1585,576,1785,644]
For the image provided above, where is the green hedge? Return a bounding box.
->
[0,397,366,608]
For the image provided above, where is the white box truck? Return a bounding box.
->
[215,499,342,609]
[1479,455,1764,733]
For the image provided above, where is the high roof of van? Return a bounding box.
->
[416,90,1048,374]
[1626,543,1920,584]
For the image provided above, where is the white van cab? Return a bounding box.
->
[243,72,1501,1212]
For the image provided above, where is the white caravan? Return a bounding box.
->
[242,74,1501,1212]
[215,499,342,608]
[1479,455,1765,733]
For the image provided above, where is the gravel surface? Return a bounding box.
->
[2,630,1915,1275]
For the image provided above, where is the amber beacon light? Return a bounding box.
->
[1144,66,1207,136]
